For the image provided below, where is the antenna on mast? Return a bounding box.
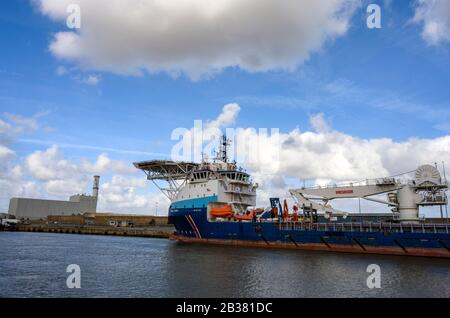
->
[214,134,230,163]
[442,161,447,184]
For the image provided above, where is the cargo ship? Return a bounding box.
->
[134,136,450,258]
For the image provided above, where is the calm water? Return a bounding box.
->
[0,232,449,298]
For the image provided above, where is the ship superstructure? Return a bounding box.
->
[135,136,450,258]
[134,136,257,217]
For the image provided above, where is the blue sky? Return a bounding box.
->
[0,0,449,215]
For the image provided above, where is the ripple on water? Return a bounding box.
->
[0,232,449,298]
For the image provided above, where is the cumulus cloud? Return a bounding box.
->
[413,0,450,45]
[206,103,240,130]
[98,177,168,212]
[25,145,78,181]
[34,0,360,79]
[237,121,450,182]
[0,145,16,181]
[0,145,15,160]
[0,113,40,181]
[81,153,137,175]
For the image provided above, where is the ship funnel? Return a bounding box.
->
[93,176,100,197]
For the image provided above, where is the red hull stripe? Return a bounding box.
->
[185,215,202,239]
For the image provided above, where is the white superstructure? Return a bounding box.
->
[134,136,257,213]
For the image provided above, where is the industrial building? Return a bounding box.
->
[8,176,100,221]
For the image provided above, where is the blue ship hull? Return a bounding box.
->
[169,204,450,258]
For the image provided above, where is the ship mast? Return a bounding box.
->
[214,134,231,163]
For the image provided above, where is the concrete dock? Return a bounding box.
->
[5,224,174,239]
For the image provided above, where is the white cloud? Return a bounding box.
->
[98,177,169,213]
[237,122,450,182]
[0,119,12,135]
[206,103,240,129]
[81,74,100,86]
[413,0,450,45]
[25,145,79,181]
[3,113,39,134]
[45,179,87,196]
[81,153,137,175]
[35,0,360,80]
[309,112,331,133]
[0,145,15,160]
[0,146,16,181]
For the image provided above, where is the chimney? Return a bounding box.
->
[93,176,100,197]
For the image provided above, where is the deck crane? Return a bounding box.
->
[289,165,448,224]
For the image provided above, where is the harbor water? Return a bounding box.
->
[0,232,449,298]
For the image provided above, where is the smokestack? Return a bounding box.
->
[93,176,100,197]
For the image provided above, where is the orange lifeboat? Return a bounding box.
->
[210,205,234,218]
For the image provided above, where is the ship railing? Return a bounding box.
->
[277,221,449,234]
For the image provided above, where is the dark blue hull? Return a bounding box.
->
[169,207,450,258]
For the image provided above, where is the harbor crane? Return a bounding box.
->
[289,164,448,224]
